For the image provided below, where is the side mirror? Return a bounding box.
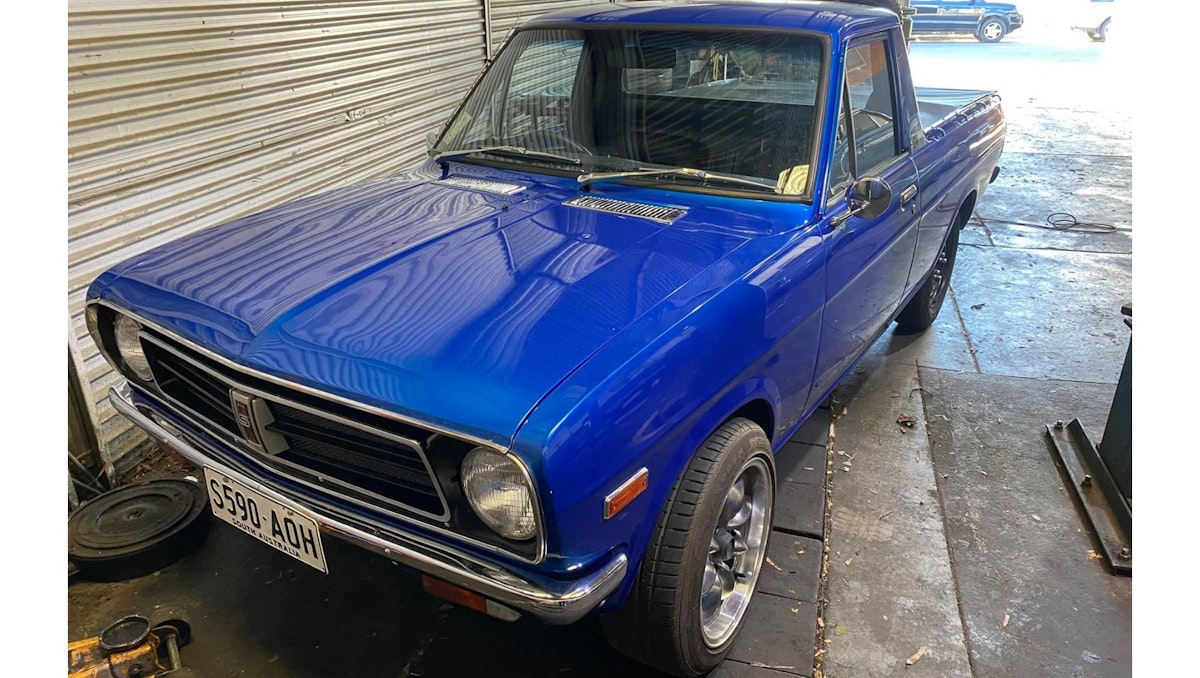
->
[833,176,892,227]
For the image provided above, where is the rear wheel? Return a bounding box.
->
[896,221,961,333]
[602,418,775,676]
[976,18,1008,43]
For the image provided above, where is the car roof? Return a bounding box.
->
[522,1,899,37]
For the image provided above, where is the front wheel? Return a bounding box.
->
[602,418,776,676]
[976,18,1008,43]
[896,222,960,333]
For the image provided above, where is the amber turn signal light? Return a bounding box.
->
[603,468,649,520]
[421,575,488,614]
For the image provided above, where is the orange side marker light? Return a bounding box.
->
[604,468,649,520]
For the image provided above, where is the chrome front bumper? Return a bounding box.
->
[110,385,626,624]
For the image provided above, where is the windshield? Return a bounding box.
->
[434,28,826,199]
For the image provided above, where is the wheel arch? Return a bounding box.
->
[728,398,775,445]
[655,391,781,528]
[600,410,777,672]
[927,189,974,278]
[600,389,780,608]
[976,14,1009,41]
[956,190,977,229]
[979,14,1010,29]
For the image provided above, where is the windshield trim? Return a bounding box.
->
[431,23,833,203]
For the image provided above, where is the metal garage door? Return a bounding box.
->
[68,0,489,468]
[487,1,603,54]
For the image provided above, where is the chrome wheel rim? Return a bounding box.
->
[983,22,1002,40]
[929,249,950,312]
[700,456,773,648]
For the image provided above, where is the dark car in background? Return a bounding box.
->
[910,0,1024,42]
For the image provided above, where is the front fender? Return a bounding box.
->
[509,217,826,607]
[515,278,772,567]
[512,287,809,605]
[595,380,786,610]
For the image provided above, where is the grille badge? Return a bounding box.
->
[229,390,287,454]
[230,390,261,446]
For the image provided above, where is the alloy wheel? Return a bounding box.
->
[929,249,950,313]
[700,456,773,648]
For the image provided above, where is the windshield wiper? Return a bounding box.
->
[577,166,779,193]
[433,145,581,166]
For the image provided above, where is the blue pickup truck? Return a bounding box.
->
[86,1,1006,674]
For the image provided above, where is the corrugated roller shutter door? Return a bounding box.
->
[488,1,603,54]
[68,0,487,463]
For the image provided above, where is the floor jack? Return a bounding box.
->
[68,611,192,678]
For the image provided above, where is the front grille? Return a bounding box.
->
[139,332,447,520]
[265,403,445,516]
[143,340,238,436]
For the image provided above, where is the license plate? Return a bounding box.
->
[202,467,328,573]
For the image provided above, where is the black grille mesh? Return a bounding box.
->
[144,341,238,435]
[265,403,444,515]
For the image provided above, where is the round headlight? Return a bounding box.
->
[114,315,153,382]
[461,448,537,541]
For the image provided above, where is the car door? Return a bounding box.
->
[935,0,985,32]
[909,1,942,33]
[810,33,921,398]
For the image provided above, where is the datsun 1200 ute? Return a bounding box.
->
[86,2,1006,675]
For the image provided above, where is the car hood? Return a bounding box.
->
[95,169,764,446]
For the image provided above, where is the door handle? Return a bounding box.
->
[900,185,918,205]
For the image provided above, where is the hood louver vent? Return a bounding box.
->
[563,196,686,224]
[434,177,526,195]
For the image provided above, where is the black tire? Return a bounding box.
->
[895,220,961,333]
[602,418,775,676]
[68,479,212,581]
[976,17,1008,43]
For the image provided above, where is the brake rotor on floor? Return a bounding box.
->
[68,479,211,581]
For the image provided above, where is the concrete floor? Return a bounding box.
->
[68,30,1132,678]
[819,32,1132,678]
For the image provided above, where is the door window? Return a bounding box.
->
[844,39,899,174]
